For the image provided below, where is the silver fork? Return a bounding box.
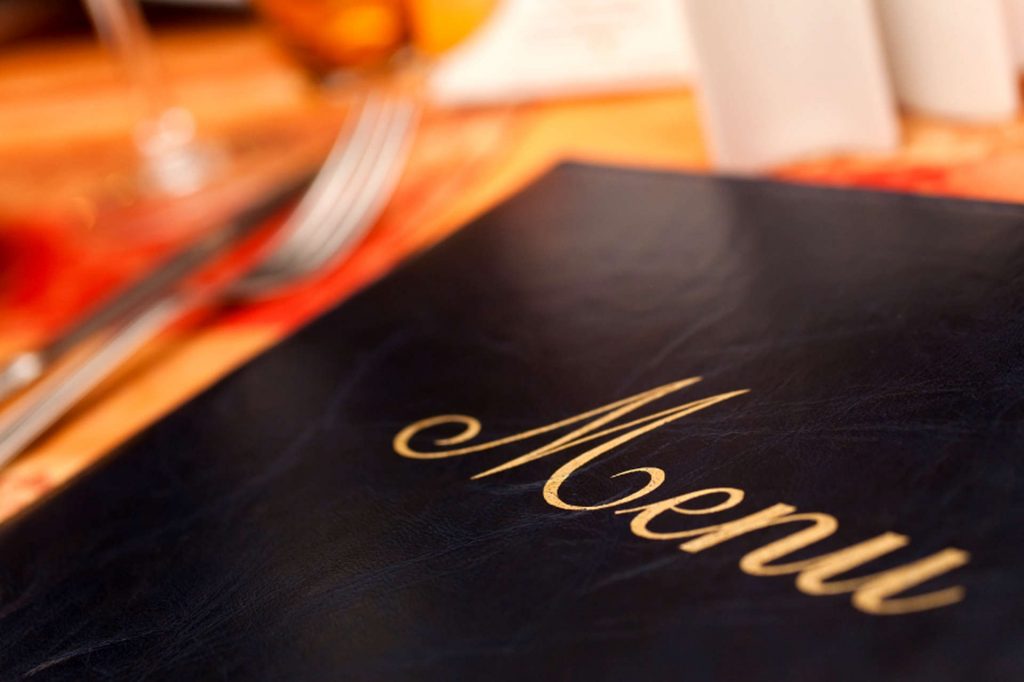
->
[0,92,418,467]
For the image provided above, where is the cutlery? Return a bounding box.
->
[0,92,418,467]
[0,173,315,404]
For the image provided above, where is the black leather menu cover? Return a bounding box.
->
[1,164,1023,681]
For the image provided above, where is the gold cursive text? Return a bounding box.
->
[393,378,969,616]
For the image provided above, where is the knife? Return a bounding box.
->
[0,170,315,403]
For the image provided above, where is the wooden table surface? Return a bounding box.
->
[3,20,1024,524]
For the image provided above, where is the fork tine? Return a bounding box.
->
[280,98,402,263]
[241,94,386,284]
[290,97,417,267]
[238,94,412,292]
[278,94,385,246]
[313,102,417,263]
[237,94,417,297]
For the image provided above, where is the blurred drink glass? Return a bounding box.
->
[251,0,500,76]
[84,0,220,197]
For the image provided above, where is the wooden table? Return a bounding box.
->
[3,20,1024,524]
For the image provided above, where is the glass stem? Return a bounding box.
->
[84,0,216,195]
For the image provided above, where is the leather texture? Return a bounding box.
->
[0,164,1022,680]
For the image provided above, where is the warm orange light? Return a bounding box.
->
[405,0,500,55]
[253,0,500,70]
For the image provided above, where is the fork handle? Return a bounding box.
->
[0,294,189,468]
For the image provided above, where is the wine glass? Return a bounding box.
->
[82,0,220,197]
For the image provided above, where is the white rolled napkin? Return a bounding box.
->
[429,0,694,106]
[682,0,899,172]
[1006,0,1024,67]
[876,0,1020,122]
